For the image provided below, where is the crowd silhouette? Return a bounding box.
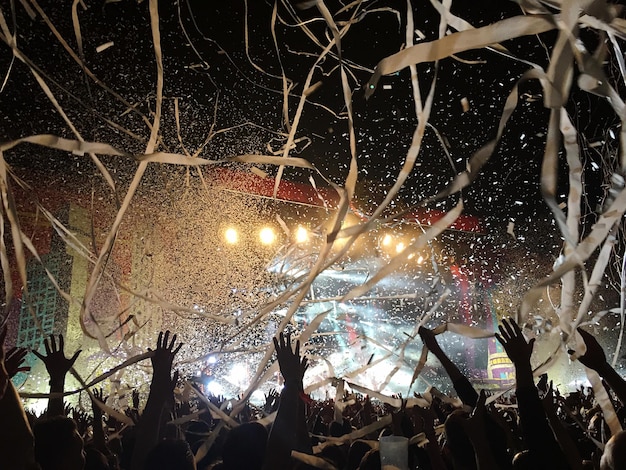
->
[1,315,625,469]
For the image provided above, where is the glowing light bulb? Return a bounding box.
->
[224,227,238,244]
[259,227,276,245]
[295,226,308,243]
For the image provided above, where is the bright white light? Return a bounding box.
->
[228,363,249,388]
[395,242,405,253]
[381,234,393,246]
[417,255,424,264]
[25,399,49,417]
[207,355,217,364]
[259,227,276,245]
[224,227,238,244]
[295,226,308,243]
[206,380,224,396]
[250,390,266,406]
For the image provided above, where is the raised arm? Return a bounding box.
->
[0,326,38,469]
[264,332,312,469]
[419,326,479,407]
[131,330,182,470]
[571,327,626,406]
[495,318,568,470]
[33,334,81,417]
[91,388,110,456]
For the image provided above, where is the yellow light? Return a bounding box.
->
[259,227,276,245]
[417,255,425,264]
[395,242,405,253]
[381,234,393,246]
[224,227,239,244]
[295,226,308,243]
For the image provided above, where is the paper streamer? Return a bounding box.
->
[585,367,623,436]
[365,15,556,97]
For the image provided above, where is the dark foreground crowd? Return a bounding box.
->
[1,317,625,470]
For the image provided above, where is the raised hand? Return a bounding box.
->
[148,331,182,385]
[495,317,534,366]
[33,334,81,382]
[92,387,105,404]
[418,326,443,354]
[569,327,607,370]
[571,327,626,406]
[131,331,183,470]
[5,347,30,378]
[273,332,308,389]
[91,387,106,417]
[264,388,280,414]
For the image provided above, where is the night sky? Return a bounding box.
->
[0,1,623,256]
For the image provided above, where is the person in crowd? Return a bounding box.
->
[419,325,511,470]
[0,325,38,469]
[570,327,626,470]
[264,331,312,469]
[131,330,184,470]
[5,317,626,470]
[33,416,86,470]
[33,334,81,418]
[495,317,569,470]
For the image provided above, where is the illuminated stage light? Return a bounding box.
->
[395,242,406,253]
[224,227,239,244]
[228,363,249,387]
[295,226,308,243]
[417,255,425,264]
[259,227,277,245]
[381,234,393,247]
[206,380,224,396]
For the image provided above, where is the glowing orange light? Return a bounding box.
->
[259,227,276,245]
[224,227,239,244]
[295,226,308,243]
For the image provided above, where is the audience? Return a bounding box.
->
[1,314,626,469]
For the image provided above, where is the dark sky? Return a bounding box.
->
[0,0,621,238]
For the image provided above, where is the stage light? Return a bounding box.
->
[259,227,276,245]
[395,242,405,253]
[381,234,393,247]
[206,380,224,396]
[295,226,308,243]
[417,255,425,264]
[228,363,249,388]
[224,227,239,244]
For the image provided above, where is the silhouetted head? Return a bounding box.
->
[34,416,85,470]
[221,422,268,470]
[444,409,477,470]
[83,445,109,470]
[346,440,372,470]
[144,438,196,470]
